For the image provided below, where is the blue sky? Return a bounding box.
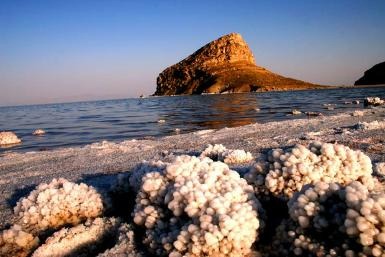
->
[1,0,385,106]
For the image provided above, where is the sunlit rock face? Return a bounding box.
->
[155,33,321,95]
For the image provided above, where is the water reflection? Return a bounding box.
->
[0,87,384,152]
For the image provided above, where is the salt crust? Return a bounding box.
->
[97,223,144,257]
[245,142,374,200]
[1,141,384,256]
[132,155,262,256]
[32,217,119,257]
[356,120,385,130]
[200,144,254,164]
[280,181,385,256]
[14,178,105,234]
[0,225,39,257]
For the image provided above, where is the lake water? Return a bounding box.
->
[1,87,384,152]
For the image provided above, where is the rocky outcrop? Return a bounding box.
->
[355,61,385,85]
[154,33,323,95]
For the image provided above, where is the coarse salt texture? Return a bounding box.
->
[14,178,106,234]
[200,144,254,164]
[32,217,119,257]
[0,225,39,257]
[364,97,385,106]
[97,223,144,257]
[132,155,262,257]
[285,181,385,256]
[0,131,21,146]
[356,120,385,130]
[244,142,374,200]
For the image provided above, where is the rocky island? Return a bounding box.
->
[355,61,385,86]
[154,33,325,95]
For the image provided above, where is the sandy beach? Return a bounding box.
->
[1,107,384,230]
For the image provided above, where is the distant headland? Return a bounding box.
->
[355,61,385,86]
[154,33,326,96]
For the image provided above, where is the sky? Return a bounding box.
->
[1,0,385,106]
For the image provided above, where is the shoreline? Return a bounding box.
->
[0,107,384,229]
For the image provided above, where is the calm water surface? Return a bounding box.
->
[1,87,385,152]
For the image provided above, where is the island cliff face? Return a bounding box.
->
[154,33,323,95]
[355,62,385,86]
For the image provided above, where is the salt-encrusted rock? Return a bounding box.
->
[0,225,39,257]
[14,178,106,234]
[0,131,21,146]
[32,129,45,136]
[97,223,144,257]
[32,218,120,257]
[132,155,262,256]
[284,181,385,256]
[200,144,253,164]
[291,110,302,115]
[244,142,374,200]
[352,110,364,117]
[356,120,385,130]
[155,33,322,95]
[355,61,385,86]
[364,97,385,106]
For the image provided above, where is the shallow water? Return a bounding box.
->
[0,87,384,152]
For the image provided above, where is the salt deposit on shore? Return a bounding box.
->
[0,108,384,256]
[0,132,21,146]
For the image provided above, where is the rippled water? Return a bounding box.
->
[1,87,384,152]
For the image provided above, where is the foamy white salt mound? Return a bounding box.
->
[111,160,167,194]
[244,142,374,199]
[284,181,385,256]
[131,155,262,257]
[364,97,385,106]
[97,223,144,257]
[0,131,21,145]
[200,144,254,164]
[0,225,39,257]
[32,217,119,257]
[14,178,106,234]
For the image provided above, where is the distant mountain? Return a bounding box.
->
[355,61,385,86]
[154,33,325,96]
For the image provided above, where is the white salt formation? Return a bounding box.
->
[132,155,262,257]
[352,110,364,117]
[14,178,106,234]
[32,129,45,136]
[291,109,302,115]
[375,162,385,176]
[364,97,385,106]
[0,225,39,257]
[285,181,385,256]
[0,131,21,146]
[32,218,119,257]
[112,160,167,193]
[200,144,253,164]
[97,223,144,257]
[356,120,385,130]
[244,142,374,199]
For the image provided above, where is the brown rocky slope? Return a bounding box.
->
[154,33,325,95]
